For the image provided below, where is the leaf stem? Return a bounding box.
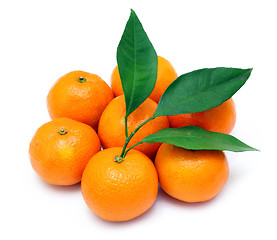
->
[124,115,128,138]
[122,141,143,158]
[120,116,155,157]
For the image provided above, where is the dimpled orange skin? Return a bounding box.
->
[169,98,236,134]
[98,95,170,159]
[47,71,114,130]
[155,144,229,203]
[29,118,101,186]
[111,56,178,103]
[81,147,158,222]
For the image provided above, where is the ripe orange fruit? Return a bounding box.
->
[111,56,178,103]
[155,143,229,203]
[29,118,101,186]
[98,95,170,159]
[169,98,236,134]
[47,71,114,130]
[81,147,158,222]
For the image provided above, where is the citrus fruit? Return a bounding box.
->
[168,98,236,134]
[47,71,114,130]
[29,118,101,185]
[155,143,229,203]
[111,56,178,103]
[98,95,169,159]
[81,147,158,222]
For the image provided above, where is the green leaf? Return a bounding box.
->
[153,67,252,117]
[141,126,258,152]
[117,9,158,117]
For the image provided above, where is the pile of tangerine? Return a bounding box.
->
[29,56,234,222]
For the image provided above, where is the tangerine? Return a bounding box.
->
[98,95,169,159]
[81,147,158,221]
[29,118,101,185]
[169,98,236,134]
[47,71,114,130]
[111,56,178,103]
[155,143,229,203]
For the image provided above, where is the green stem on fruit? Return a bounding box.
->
[122,141,143,158]
[119,116,155,158]
[124,115,128,138]
[78,77,86,83]
[114,155,124,163]
[58,128,67,135]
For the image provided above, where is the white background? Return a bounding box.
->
[1,0,276,239]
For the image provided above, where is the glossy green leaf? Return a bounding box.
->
[141,126,258,152]
[153,67,252,117]
[117,9,158,117]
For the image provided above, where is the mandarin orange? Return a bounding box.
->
[98,95,169,159]
[155,143,229,203]
[47,71,114,130]
[29,118,101,185]
[81,147,158,221]
[111,56,178,103]
[169,98,236,134]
